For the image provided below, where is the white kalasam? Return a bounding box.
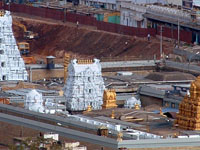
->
[25,89,45,113]
[0,11,28,81]
[64,59,105,111]
[124,97,141,108]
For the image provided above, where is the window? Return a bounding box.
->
[0,50,4,54]
[89,89,92,93]
[88,77,91,82]
[112,4,116,10]
[1,62,5,67]
[2,75,6,80]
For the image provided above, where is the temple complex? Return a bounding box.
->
[64,59,105,111]
[176,76,200,130]
[102,89,117,109]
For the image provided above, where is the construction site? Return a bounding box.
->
[1,0,200,150]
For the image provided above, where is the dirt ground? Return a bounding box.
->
[12,13,174,63]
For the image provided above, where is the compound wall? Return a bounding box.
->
[0,2,192,43]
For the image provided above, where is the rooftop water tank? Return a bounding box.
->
[46,56,55,69]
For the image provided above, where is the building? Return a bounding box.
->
[120,2,147,28]
[182,0,193,9]
[79,0,117,10]
[64,59,105,111]
[193,0,200,8]
[166,0,182,6]
[119,0,168,28]
[77,0,166,11]
[139,84,190,109]
[0,10,28,81]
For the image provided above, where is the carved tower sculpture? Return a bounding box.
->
[176,76,200,130]
[0,11,28,81]
[64,59,105,111]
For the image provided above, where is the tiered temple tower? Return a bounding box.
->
[64,59,105,111]
[102,89,117,109]
[176,76,200,130]
[0,10,28,81]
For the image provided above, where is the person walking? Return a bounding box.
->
[76,21,79,28]
[147,33,151,42]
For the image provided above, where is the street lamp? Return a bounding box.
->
[188,51,200,72]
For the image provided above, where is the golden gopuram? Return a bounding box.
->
[102,89,117,109]
[63,53,70,83]
[175,76,200,130]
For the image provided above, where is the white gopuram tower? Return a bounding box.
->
[64,59,105,111]
[0,11,28,81]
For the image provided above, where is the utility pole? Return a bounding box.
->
[8,0,11,12]
[64,0,67,22]
[160,25,163,59]
[178,18,180,48]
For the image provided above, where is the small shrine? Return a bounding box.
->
[102,89,117,109]
[175,76,200,130]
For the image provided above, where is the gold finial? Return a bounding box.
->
[0,10,5,17]
[117,132,123,142]
[59,90,64,96]
[173,133,178,138]
[134,104,140,110]
[86,105,92,112]
[159,108,163,115]
[111,110,115,119]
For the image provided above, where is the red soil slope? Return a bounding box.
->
[12,15,174,60]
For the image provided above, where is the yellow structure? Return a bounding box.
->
[134,104,140,110]
[18,42,30,55]
[176,76,200,130]
[63,53,70,83]
[97,126,108,137]
[159,108,164,115]
[77,59,93,64]
[117,132,123,142]
[86,105,92,112]
[0,10,5,17]
[110,110,115,119]
[103,12,120,23]
[59,90,64,96]
[102,89,117,109]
